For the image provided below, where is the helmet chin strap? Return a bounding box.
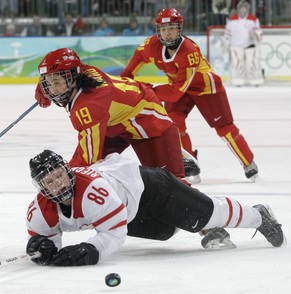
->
[53,81,78,107]
[166,36,182,50]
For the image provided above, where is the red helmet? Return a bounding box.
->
[38,48,81,107]
[155,8,184,48]
[155,8,184,26]
[38,48,81,75]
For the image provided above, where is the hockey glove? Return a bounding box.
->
[53,243,99,266]
[26,235,58,265]
[35,83,51,108]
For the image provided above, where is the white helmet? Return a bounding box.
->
[237,0,250,18]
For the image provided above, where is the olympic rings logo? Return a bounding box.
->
[261,41,291,69]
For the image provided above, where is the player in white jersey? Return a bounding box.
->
[26,150,285,266]
[223,0,264,86]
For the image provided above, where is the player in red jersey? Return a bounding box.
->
[35,47,202,179]
[120,8,258,180]
[25,150,285,266]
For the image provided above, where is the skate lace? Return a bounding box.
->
[251,218,282,240]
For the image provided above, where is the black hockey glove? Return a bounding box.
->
[52,242,99,266]
[26,235,58,265]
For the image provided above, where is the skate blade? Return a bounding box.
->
[203,238,237,250]
[184,175,201,184]
[250,174,258,182]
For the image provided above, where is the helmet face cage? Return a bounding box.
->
[155,8,183,47]
[237,0,250,17]
[32,161,75,203]
[40,68,77,107]
[156,23,183,47]
[30,150,76,203]
[38,48,81,107]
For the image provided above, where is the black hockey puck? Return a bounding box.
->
[105,273,121,287]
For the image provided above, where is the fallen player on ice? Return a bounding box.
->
[26,150,286,266]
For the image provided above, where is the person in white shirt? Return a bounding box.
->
[25,150,285,266]
[223,0,264,86]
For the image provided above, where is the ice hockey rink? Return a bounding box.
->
[0,84,290,293]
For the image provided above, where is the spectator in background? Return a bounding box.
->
[256,0,266,24]
[27,15,47,36]
[75,14,85,35]
[211,0,231,25]
[0,0,18,17]
[229,0,240,16]
[223,0,264,86]
[133,0,157,16]
[56,13,81,36]
[144,16,156,35]
[94,17,114,36]
[122,17,141,36]
[3,23,16,36]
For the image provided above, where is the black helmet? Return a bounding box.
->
[29,150,75,203]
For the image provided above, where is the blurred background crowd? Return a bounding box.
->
[0,0,290,37]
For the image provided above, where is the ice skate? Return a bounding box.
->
[253,204,286,247]
[244,161,258,181]
[200,228,236,250]
[182,149,201,184]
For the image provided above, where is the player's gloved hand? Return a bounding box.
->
[52,243,99,266]
[35,83,51,108]
[26,235,58,265]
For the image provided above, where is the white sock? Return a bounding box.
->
[203,196,262,229]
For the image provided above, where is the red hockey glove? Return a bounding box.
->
[35,83,51,108]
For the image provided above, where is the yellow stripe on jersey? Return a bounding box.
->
[132,62,146,77]
[112,81,141,94]
[79,129,89,164]
[179,67,195,93]
[122,119,145,139]
[201,73,213,95]
[108,100,167,126]
[79,123,101,164]
[91,124,102,163]
[197,57,212,73]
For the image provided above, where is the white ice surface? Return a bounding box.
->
[0,85,290,294]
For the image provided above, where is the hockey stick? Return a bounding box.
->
[0,251,41,267]
[0,101,38,138]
